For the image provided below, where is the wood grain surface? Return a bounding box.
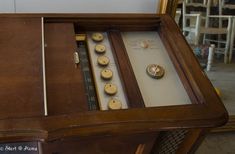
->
[44,23,88,115]
[0,17,44,119]
[42,133,158,154]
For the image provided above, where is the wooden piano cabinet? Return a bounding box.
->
[0,14,228,154]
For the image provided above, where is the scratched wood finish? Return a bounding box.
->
[0,17,44,119]
[44,23,88,115]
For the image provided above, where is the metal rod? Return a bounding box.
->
[41,17,48,116]
[207,44,215,71]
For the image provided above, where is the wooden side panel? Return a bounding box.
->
[0,17,44,118]
[44,23,88,115]
[42,133,158,154]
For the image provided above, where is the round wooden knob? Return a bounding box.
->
[108,98,122,110]
[92,33,104,42]
[140,41,149,48]
[146,64,165,79]
[95,44,106,54]
[104,83,117,95]
[101,69,113,80]
[97,56,110,66]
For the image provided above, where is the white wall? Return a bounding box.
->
[0,0,15,13]
[0,0,159,13]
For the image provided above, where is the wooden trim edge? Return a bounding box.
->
[212,115,235,133]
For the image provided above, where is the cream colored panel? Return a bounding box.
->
[122,32,191,107]
[87,32,128,110]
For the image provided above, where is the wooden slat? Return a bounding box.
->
[200,27,227,34]
[108,31,145,108]
[44,23,88,115]
[0,17,44,119]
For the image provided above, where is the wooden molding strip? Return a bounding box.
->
[108,31,145,108]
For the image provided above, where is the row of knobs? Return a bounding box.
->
[91,33,122,110]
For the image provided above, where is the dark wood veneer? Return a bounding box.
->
[0,17,44,119]
[42,133,157,154]
[45,23,88,115]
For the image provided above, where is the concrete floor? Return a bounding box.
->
[195,56,235,154]
[206,62,235,115]
[196,132,235,154]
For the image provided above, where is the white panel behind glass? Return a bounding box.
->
[0,0,15,13]
[15,0,159,13]
[122,32,191,107]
